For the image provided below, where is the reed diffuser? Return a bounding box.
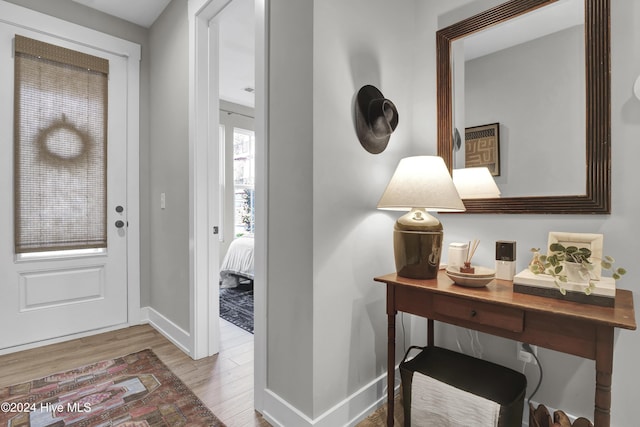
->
[460,239,480,273]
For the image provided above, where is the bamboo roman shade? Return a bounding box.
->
[14,35,109,253]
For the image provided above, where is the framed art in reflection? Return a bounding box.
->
[465,123,500,176]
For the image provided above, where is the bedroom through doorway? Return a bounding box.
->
[218,117,255,334]
[216,0,256,337]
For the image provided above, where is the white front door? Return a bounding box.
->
[0,13,134,352]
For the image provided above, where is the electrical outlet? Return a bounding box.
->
[517,342,538,364]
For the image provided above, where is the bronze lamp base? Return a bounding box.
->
[393,209,443,279]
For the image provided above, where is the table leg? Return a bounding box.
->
[387,284,396,427]
[427,319,434,347]
[594,326,614,427]
[387,311,395,427]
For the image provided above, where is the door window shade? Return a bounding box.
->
[14,35,109,253]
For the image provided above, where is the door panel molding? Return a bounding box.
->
[20,265,105,310]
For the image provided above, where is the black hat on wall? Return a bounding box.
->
[354,85,399,154]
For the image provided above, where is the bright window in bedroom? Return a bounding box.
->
[233,127,255,236]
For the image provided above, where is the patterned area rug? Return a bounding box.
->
[0,349,225,426]
[219,283,254,334]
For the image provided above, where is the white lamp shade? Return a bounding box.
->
[377,156,465,212]
[453,167,501,199]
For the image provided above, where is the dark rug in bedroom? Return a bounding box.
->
[219,283,254,333]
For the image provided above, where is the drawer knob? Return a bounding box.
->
[470,310,477,317]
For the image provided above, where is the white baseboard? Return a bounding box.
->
[261,372,580,427]
[140,306,192,356]
[261,371,400,427]
[261,389,315,427]
[0,308,189,358]
[0,322,131,356]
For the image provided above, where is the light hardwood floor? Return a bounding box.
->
[0,319,270,427]
[0,321,394,427]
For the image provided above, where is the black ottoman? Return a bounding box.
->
[400,346,527,427]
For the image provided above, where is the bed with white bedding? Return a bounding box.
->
[219,236,254,288]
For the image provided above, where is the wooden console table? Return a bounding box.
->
[374,271,636,427]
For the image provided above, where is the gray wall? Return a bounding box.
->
[148,0,190,330]
[270,0,640,423]
[311,0,416,417]
[9,0,640,425]
[413,1,640,425]
[465,26,585,197]
[266,0,315,415]
[265,0,419,417]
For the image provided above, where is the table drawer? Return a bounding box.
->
[433,294,524,333]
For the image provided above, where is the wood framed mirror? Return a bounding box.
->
[437,0,610,214]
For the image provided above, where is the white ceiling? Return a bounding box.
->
[218,0,255,108]
[72,0,256,108]
[71,0,171,28]
[462,0,583,61]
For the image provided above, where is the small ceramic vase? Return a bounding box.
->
[528,250,545,274]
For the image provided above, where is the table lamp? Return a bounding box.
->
[378,156,465,279]
[452,167,501,199]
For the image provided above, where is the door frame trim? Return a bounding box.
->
[188,0,227,361]
[188,0,268,415]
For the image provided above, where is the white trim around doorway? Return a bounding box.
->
[188,0,268,418]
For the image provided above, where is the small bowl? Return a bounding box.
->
[446,265,496,278]
[445,266,496,288]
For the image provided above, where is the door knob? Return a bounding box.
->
[115,205,124,213]
[115,220,125,228]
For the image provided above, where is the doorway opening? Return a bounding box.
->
[216,0,256,336]
[189,0,266,414]
[218,110,255,333]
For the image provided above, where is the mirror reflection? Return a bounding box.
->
[451,0,585,197]
[437,0,611,214]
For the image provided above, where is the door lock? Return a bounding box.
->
[115,220,125,228]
